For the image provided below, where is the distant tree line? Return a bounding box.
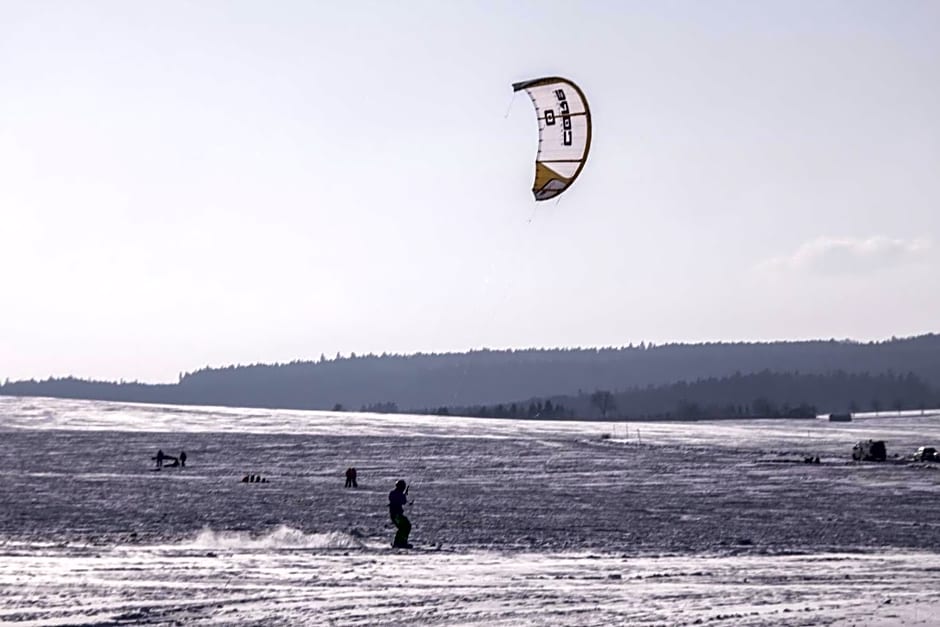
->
[418,369,938,421]
[360,401,399,413]
[2,334,939,415]
[421,399,576,419]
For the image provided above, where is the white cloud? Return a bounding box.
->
[760,236,933,275]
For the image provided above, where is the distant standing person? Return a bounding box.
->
[179,451,187,467]
[155,449,165,469]
[345,467,358,488]
[388,479,412,549]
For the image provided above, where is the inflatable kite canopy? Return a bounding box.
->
[513,76,592,201]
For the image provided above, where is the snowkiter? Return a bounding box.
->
[388,479,412,548]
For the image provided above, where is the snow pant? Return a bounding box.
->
[392,513,411,546]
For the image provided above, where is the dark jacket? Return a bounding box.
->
[388,489,407,519]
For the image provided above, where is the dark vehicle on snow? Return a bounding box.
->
[852,440,887,462]
[913,446,939,462]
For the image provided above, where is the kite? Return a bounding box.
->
[513,76,592,201]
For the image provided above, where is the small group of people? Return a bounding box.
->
[154,449,187,469]
[153,451,411,547]
[344,467,358,488]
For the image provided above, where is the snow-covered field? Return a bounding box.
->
[1,397,939,625]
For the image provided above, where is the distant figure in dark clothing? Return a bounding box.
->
[155,449,165,469]
[345,467,358,488]
[179,451,187,467]
[388,479,412,548]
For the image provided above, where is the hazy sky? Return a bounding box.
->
[2,0,938,383]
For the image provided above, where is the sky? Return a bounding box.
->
[1,0,938,383]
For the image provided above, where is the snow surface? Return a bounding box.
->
[1,396,939,625]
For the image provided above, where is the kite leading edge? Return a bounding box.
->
[512,76,592,201]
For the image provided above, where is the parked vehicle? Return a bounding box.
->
[852,440,887,462]
[913,446,939,462]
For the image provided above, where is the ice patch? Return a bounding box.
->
[183,525,365,550]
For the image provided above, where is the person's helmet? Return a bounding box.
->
[395,479,406,490]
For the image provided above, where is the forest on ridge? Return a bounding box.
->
[3,334,939,420]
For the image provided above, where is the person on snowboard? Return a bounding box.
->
[388,479,412,548]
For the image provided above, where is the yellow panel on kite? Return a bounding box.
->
[513,76,592,201]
